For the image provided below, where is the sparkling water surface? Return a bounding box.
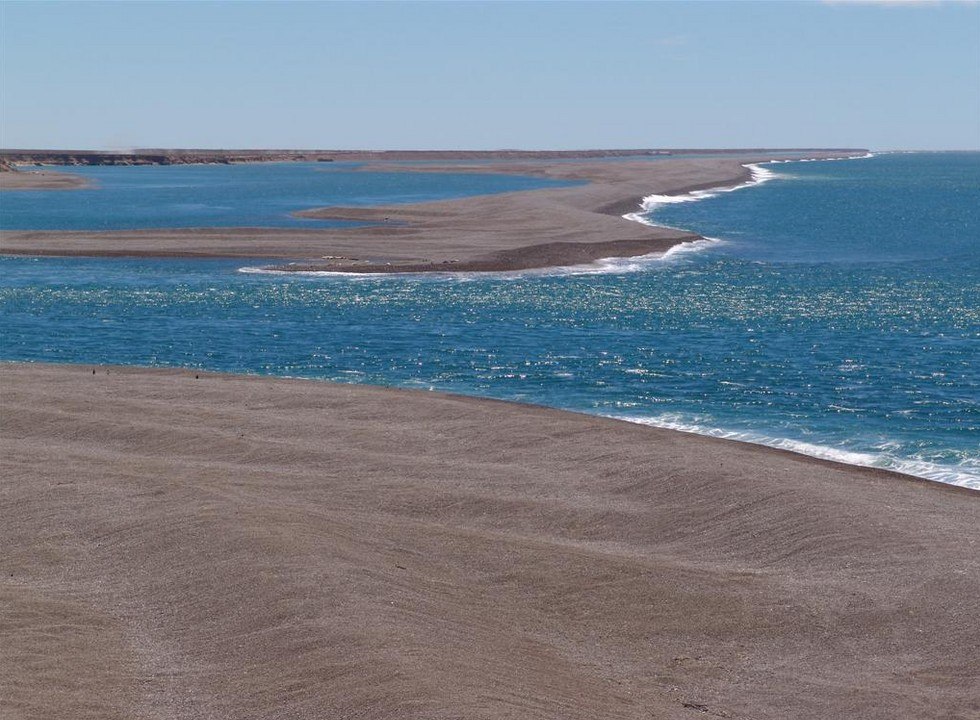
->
[1,153,977,488]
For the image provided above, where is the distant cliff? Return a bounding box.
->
[0,150,337,167]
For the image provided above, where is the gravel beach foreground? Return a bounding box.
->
[2,363,976,720]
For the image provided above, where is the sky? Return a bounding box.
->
[2,1,978,151]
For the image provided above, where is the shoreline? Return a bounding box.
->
[616,410,976,490]
[0,151,860,272]
[3,361,977,719]
[8,358,974,489]
[0,168,91,190]
[625,152,875,226]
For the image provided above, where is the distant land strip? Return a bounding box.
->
[0,147,867,166]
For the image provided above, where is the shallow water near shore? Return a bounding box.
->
[1,153,977,488]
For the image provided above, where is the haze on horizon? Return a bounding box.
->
[2,0,978,152]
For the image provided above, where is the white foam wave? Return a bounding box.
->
[622,152,875,225]
[238,236,726,279]
[238,265,380,279]
[514,237,726,277]
[625,181,754,231]
[764,152,875,164]
[623,162,777,223]
[241,152,874,280]
[610,412,979,491]
[660,236,725,259]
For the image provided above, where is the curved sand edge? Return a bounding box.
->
[0,152,849,270]
[3,362,976,720]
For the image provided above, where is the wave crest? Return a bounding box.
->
[622,152,874,224]
[611,412,979,490]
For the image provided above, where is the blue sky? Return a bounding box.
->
[2,1,978,150]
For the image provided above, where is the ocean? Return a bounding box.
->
[1,152,977,488]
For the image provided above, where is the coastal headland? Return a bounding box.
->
[2,363,977,719]
[0,149,863,272]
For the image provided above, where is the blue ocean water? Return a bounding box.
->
[1,153,977,488]
[0,162,578,230]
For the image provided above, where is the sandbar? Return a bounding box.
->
[1,152,855,272]
[0,168,90,191]
[2,363,976,719]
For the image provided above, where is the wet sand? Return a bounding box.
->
[2,363,977,720]
[1,153,845,272]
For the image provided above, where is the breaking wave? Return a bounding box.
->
[612,412,979,490]
[623,152,874,226]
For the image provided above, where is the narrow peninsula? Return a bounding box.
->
[0,149,864,272]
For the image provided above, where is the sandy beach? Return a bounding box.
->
[0,168,90,190]
[2,362,977,720]
[0,152,853,272]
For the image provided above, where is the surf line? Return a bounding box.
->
[610,411,978,490]
[622,152,875,230]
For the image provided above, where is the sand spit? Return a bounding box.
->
[1,152,854,271]
[2,363,977,720]
[0,169,90,191]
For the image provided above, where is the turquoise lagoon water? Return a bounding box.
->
[1,153,977,488]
